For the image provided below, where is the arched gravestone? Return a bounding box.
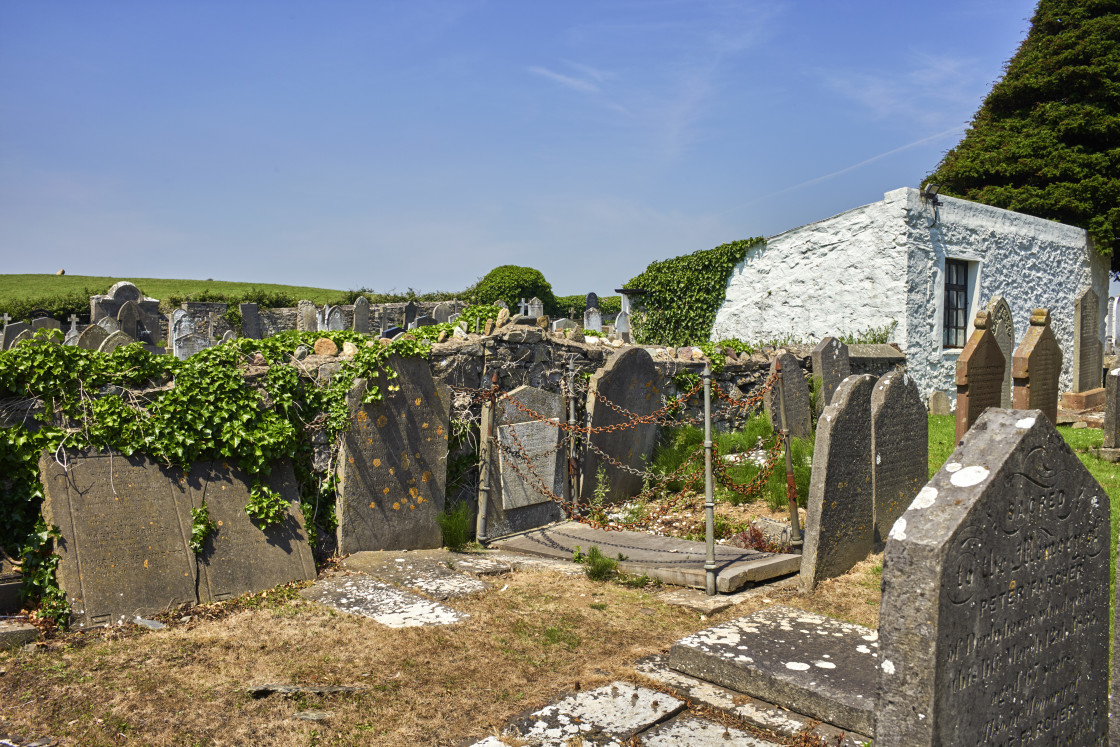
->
[1,321,28,350]
[98,330,136,354]
[1073,287,1102,392]
[1012,308,1062,425]
[870,370,927,546]
[431,302,451,324]
[76,323,109,351]
[580,347,661,502]
[763,352,812,441]
[585,292,598,311]
[335,354,451,553]
[352,296,370,333]
[582,308,601,333]
[326,306,345,331]
[954,309,1004,442]
[985,296,1014,408]
[106,280,142,304]
[117,300,143,340]
[810,336,850,411]
[876,409,1109,745]
[296,300,317,333]
[800,374,875,592]
[97,316,121,334]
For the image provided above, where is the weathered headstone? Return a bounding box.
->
[1011,308,1062,425]
[580,348,661,501]
[335,354,451,553]
[97,316,121,334]
[31,316,61,333]
[326,306,345,332]
[551,318,578,333]
[413,315,438,328]
[352,297,370,334]
[497,420,564,510]
[954,309,1005,441]
[927,389,952,415]
[170,310,194,358]
[614,310,630,342]
[583,308,602,334]
[1107,296,1116,355]
[297,300,317,333]
[403,300,418,328]
[431,302,452,324]
[585,292,598,311]
[239,303,262,339]
[876,409,1110,745]
[175,332,211,360]
[800,374,875,591]
[1104,367,1120,449]
[2,321,28,350]
[985,296,1015,408]
[76,323,108,351]
[9,329,33,348]
[98,330,136,354]
[116,301,143,340]
[1072,286,1102,392]
[527,297,544,318]
[763,352,812,441]
[1112,295,1120,359]
[810,337,850,410]
[220,330,237,343]
[870,371,927,546]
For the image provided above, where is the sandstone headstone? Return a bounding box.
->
[1073,287,1102,392]
[297,300,317,333]
[581,347,661,501]
[326,306,345,332]
[870,371,927,546]
[98,330,136,354]
[1011,308,1062,425]
[116,301,143,340]
[239,303,262,339]
[928,389,951,415]
[954,310,1005,441]
[335,355,451,553]
[76,323,108,351]
[763,352,812,441]
[313,338,339,356]
[986,296,1015,408]
[583,308,601,333]
[876,409,1110,745]
[800,374,875,591]
[811,337,850,410]
[352,297,370,334]
[1104,367,1120,449]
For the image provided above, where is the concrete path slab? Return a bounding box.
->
[634,655,870,746]
[668,605,878,735]
[342,552,491,600]
[491,522,800,592]
[300,574,466,628]
[640,714,780,746]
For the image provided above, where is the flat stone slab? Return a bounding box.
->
[635,655,869,747]
[0,620,40,649]
[447,555,513,577]
[668,605,878,735]
[485,551,584,576]
[640,714,780,746]
[300,574,466,627]
[342,552,491,600]
[492,522,800,592]
[657,574,799,615]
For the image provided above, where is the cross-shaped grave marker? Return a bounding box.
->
[518,298,530,316]
[1,313,9,328]
[68,314,79,332]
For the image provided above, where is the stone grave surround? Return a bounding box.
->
[335,354,452,553]
[41,450,316,628]
[876,409,1109,745]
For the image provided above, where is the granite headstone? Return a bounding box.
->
[239,303,262,339]
[811,337,851,410]
[870,371,927,546]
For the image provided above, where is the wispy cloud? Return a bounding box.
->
[528,65,601,94]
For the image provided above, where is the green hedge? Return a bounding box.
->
[554,295,621,317]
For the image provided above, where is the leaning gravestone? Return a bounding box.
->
[1011,308,1062,425]
[581,347,661,502]
[800,374,875,591]
[870,371,927,546]
[352,296,370,334]
[489,386,565,535]
[239,303,262,339]
[1072,287,1102,392]
[811,337,850,410]
[986,296,1015,408]
[954,309,1005,441]
[98,330,136,354]
[876,409,1109,745]
[335,354,452,553]
[297,300,317,333]
[76,323,108,351]
[116,300,143,340]
[763,352,812,441]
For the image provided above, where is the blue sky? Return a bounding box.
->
[0,1,1038,295]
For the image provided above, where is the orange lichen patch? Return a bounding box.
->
[373,458,381,467]
[377,415,388,427]
[422,422,429,429]
[400,456,410,471]
[369,502,376,509]
[409,487,419,499]
[416,496,426,504]
[357,411,368,423]
[382,487,390,495]
[409,504,416,510]
[389,468,395,476]
[414,397,422,406]
[392,502,401,511]
[349,457,355,465]
[437,426,444,436]
[421,471,431,483]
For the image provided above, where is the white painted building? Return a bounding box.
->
[711,187,1109,401]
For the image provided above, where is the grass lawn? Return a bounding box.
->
[0,274,348,307]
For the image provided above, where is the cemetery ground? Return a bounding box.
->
[1,414,1117,746]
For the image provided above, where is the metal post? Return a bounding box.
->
[565,358,578,513]
[476,366,497,544]
[776,359,803,550]
[703,361,717,596]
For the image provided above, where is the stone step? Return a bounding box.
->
[492,522,801,592]
[668,605,879,736]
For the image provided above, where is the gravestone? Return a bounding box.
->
[614,310,630,342]
[580,348,661,501]
[2,321,28,350]
[431,302,452,324]
[800,374,875,591]
[335,354,451,553]
[954,310,1005,441]
[297,300,317,333]
[810,337,850,410]
[31,316,61,333]
[403,300,418,328]
[352,297,370,334]
[9,330,33,347]
[1072,287,1102,392]
[170,310,194,358]
[763,352,812,441]
[496,417,564,510]
[1104,368,1120,449]
[63,323,80,346]
[986,296,1015,408]
[413,315,438,328]
[98,331,136,354]
[876,409,1110,745]
[240,303,262,339]
[870,371,927,546]
[382,326,405,340]
[76,323,108,351]
[551,318,578,333]
[220,330,236,343]
[1011,309,1062,425]
[1108,296,1116,354]
[1112,296,1120,359]
[585,292,598,311]
[527,297,544,318]
[583,308,602,333]
[175,332,211,360]
[97,317,121,334]
[928,390,951,415]
[116,301,143,339]
[326,306,345,332]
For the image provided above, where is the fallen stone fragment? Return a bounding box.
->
[300,574,467,627]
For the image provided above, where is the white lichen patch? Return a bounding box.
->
[785,662,810,671]
[856,645,871,654]
[888,517,907,541]
[1015,417,1036,429]
[909,486,938,510]
[950,465,990,487]
[814,661,837,669]
[945,462,962,473]
[881,660,895,675]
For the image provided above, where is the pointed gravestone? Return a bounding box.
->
[76,323,109,351]
[1072,287,1102,392]
[954,309,1005,442]
[1011,308,1062,425]
[583,307,602,333]
[800,374,875,591]
[116,300,143,340]
[811,337,850,410]
[763,352,812,441]
[297,300,317,333]
[335,354,452,553]
[240,303,262,339]
[326,306,345,331]
[985,296,1014,409]
[352,297,370,334]
[403,300,418,329]
[870,370,927,546]
[876,409,1109,745]
[581,347,662,502]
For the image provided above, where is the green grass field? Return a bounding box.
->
[0,274,348,306]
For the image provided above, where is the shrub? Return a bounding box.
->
[469,266,558,315]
